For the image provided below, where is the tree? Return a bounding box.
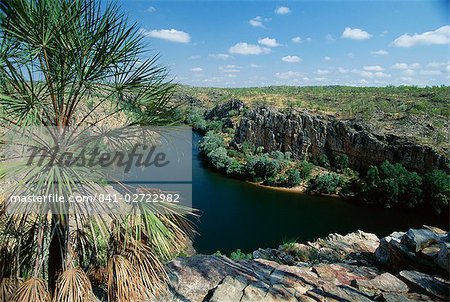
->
[0,0,194,300]
[334,154,349,172]
[308,173,342,194]
[423,169,450,213]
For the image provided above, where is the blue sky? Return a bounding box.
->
[119,0,449,87]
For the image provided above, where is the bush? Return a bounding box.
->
[226,157,243,175]
[229,249,252,261]
[199,131,225,153]
[423,169,450,213]
[362,161,423,208]
[284,169,302,187]
[206,147,232,170]
[308,172,342,194]
[315,154,330,168]
[186,110,207,131]
[296,160,314,179]
[334,154,349,172]
[244,153,286,181]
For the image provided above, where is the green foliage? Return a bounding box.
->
[244,152,288,181]
[308,173,342,194]
[362,161,423,208]
[334,154,349,172]
[269,169,302,187]
[423,169,450,213]
[229,249,252,261]
[199,131,225,152]
[296,160,314,179]
[313,154,330,168]
[186,109,208,131]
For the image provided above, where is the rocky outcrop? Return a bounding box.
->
[232,106,449,173]
[375,226,450,275]
[154,227,449,302]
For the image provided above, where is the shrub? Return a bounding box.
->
[334,154,349,172]
[284,169,302,187]
[229,249,252,261]
[226,158,243,175]
[199,131,225,153]
[308,173,342,194]
[206,147,232,170]
[186,109,207,131]
[244,153,286,181]
[423,169,450,213]
[316,154,330,168]
[296,160,314,179]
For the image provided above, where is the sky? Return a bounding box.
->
[119,0,450,87]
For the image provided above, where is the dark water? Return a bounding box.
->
[191,132,449,255]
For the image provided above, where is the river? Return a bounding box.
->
[191,132,448,254]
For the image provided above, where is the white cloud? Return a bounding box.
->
[275,6,291,15]
[392,25,450,47]
[426,61,450,68]
[209,53,232,60]
[258,37,281,47]
[275,71,301,79]
[391,63,421,70]
[315,69,329,75]
[291,36,311,43]
[219,65,241,73]
[188,55,201,60]
[363,65,384,71]
[140,28,190,43]
[403,69,415,76]
[371,50,388,55]
[191,67,203,72]
[420,70,442,76]
[356,70,391,78]
[249,16,270,28]
[338,67,349,74]
[249,64,262,68]
[281,55,301,63]
[326,34,336,41]
[341,27,372,40]
[146,6,156,13]
[324,56,332,61]
[358,79,369,85]
[229,42,271,55]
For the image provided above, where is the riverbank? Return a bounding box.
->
[155,226,450,301]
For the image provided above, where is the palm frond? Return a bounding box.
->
[11,277,50,302]
[52,268,94,302]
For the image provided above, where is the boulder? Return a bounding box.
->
[434,242,450,273]
[401,229,440,252]
[399,270,449,300]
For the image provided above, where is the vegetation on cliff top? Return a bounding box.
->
[179,85,450,149]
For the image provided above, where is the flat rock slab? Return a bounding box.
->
[399,270,449,300]
[354,273,409,293]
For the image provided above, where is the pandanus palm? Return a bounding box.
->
[0,0,195,301]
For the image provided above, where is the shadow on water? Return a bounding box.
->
[191,132,449,254]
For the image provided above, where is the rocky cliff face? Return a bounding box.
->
[232,106,449,173]
[154,226,449,302]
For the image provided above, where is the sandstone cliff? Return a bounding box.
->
[227,105,449,173]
